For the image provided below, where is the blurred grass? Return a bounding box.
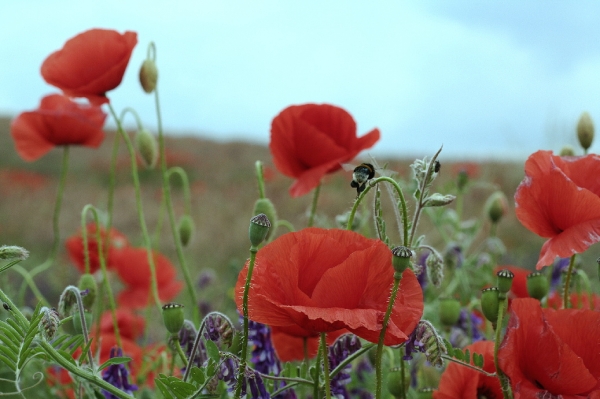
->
[1,115,594,318]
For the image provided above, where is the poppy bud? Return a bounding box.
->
[40,307,60,340]
[391,246,412,275]
[386,368,410,397]
[253,198,278,240]
[457,169,469,191]
[417,388,434,399]
[78,273,97,309]
[162,303,185,335]
[139,59,158,94]
[480,287,500,324]
[485,191,508,224]
[177,215,195,247]
[135,128,158,169]
[496,269,514,298]
[0,245,29,260]
[426,251,445,288]
[559,145,576,157]
[577,111,594,151]
[423,193,456,207]
[526,272,549,300]
[438,298,461,327]
[249,214,271,248]
[72,310,93,335]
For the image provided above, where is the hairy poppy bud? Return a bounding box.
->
[135,128,158,169]
[0,245,29,260]
[78,274,97,309]
[177,215,195,247]
[485,191,508,224]
[527,272,549,300]
[139,59,158,94]
[577,111,594,151]
[559,145,576,156]
[439,298,461,327]
[426,251,445,287]
[391,246,412,276]
[249,214,271,248]
[253,198,277,240]
[480,287,500,324]
[496,269,514,298]
[162,303,185,335]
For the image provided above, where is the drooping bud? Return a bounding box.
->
[162,303,185,335]
[40,307,60,340]
[438,298,461,327]
[577,111,594,151]
[252,198,278,240]
[496,269,514,298]
[139,59,158,94]
[249,214,271,248]
[426,250,445,287]
[177,215,195,247]
[422,193,456,207]
[480,287,500,324]
[559,145,576,157]
[0,245,29,260]
[78,274,97,309]
[527,272,549,300]
[135,128,158,169]
[391,246,412,276]
[485,191,508,224]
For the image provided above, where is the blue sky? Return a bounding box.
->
[2,1,600,160]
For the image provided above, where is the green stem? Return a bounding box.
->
[313,342,322,399]
[307,182,321,228]
[12,265,49,307]
[106,132,120,231]
[375,274,402,399]
[255,161,266,199]
[320,332,331,399]
[64,286,94,367]
[167,167,193,216]
[562,254,577,309]
[172,337,189,367]
[234,247,258,398]
[494,297,513,399]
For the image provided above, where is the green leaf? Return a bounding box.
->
[205,340,220,363]
[473,352,484,369]
[453,348,464,361]
[464,349,471,364]
[155,374,197,399]
[98,356,132,371]
[0,259,23,274]
[188,366,206,385]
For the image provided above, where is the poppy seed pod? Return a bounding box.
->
[391,246,413,275]
[577,111,594,151]
[480,287,500,324]
[249,213,271,248]
[162,303,185,335]
[78,274,97,309]
[387,368,411,397]
[416,388,434,399]
[526,272,549,300]
[438,298,461,327]
[135,128,158,169]
[177,215,195,247]
[252,198,277,240]
[485,191,508,224]
[139,59,158,94]
[496,269,514,297]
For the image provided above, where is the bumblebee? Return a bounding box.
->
[350,163,375,197]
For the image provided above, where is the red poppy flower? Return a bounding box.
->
[10,94,106,161]
[498,298,600,397]
[111,247,183,308]
[66,224,128,274]
[270,104,380,197]
[270,326,347,362]
[433,340,502,399]
[515,150,600,269]
[235,228,423,345]
[547,291,600,310]
[41,28,137,105]
[99,309,145,341]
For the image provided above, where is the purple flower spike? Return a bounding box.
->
[102,346,138,399]
[327,334,362,398]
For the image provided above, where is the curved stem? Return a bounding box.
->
[562,254,577,309]
[167,167,193,216]
[320,332,331,399]
[307,182,321,228]
[64,286,94,367]
[172,337,189,367]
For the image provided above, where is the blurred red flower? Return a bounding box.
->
[270,104,380,197]
[41,29,137,105]
[515,150,600,269]
[112,247,183,308]
[99,309,145,341]
[499,298,600,397]
[10,94,106,161]
[433,340,502,399]
[235,228,423,345]
[451,162,480,179]
[66,224,128,274]
[270,325,346,362]
[547,291,600,310]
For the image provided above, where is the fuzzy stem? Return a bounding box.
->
[494,298,513,399]
[313,342,322,399]
[308,182,322,228]
[562,254,577,309]
[64,286,94,367]
[320,332,331,399]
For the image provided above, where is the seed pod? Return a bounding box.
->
[139,59,158,94]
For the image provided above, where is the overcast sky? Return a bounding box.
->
[2,1,600,160]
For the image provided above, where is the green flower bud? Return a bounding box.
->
[249,214,271,247]
[423,193,456,207]
[0,245,29,260]
[481,287,500,324]
[496,269,514,297]
[417,388,434,399]
[253,198,277,240]
[438,298,461,327]
[78,274,97,310]
[559,145,576,157]
[73,311,93,335]
[457,169,469,191]
[135,128,158,169]
[485,191,508,224]
[177,215,195,247]
[386,368,410,397]
[527,272,549,300]
[391,246,412,275]
[577,111,594,151]
[139,59,158,94]
[162,303,185,335]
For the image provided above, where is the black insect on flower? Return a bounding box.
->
[2,302,11,311]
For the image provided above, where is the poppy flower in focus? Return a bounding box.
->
[270,325,347,362]
[41,28,137,105]
[99,309,145,341]
[433,340,502,399]
[235,228,423,345]
[515,150,600,269]
[270,104,380,197]
[10,94,106,161]
[111,247,183,308]
[66,224,128,274]
[498,298,600,397]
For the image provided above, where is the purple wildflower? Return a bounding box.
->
[328,334,362,398]
[102,346,138,399]
[416,252,428,290]
[551,257,570,291]
[455,309,484,342]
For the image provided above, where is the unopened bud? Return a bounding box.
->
[0,245,29,261]
[457,169,469,191]
[485,191,508,224]
[249,214,271,247]
[480,287,500,324]
[162,303,185,335]
[423,193,456,207]
[438,298,461,327]
[577,111,594,151]
[253,198,277,240]
[139,59,158,94]
[559,145,576,157]
[426,251,445,287]
[527,272,549,300]
[177,215,195,247]
[135,128,158,169]
[391,246,412,275]
[78,274,97,309]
